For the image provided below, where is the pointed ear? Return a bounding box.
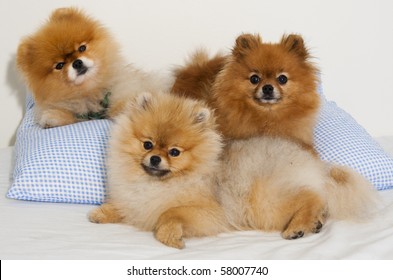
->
[134,92,153,110]
[16,39,34,73]
[232,33,261,57]
[280,34,309,59]
[50,7,79,21]
[193,106,211,124]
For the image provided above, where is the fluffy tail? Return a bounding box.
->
[325,164,380,221]
[171,49,226,100]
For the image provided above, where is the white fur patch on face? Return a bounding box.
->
[141,154,171,178]
[254,86,282,104]
[67,56,96,85]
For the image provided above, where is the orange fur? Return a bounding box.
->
[16,7,169,128]
[17,7,123,127]
[171,34,378,240]
[89,93,378,245]
[171,33,320,154]
[89,202,124,224]
[329,166,349,184]
[88,92,230,249]
[155,201,226,249]
[172,50,226,100]
[245,179,327,239]
[218,137,378,240]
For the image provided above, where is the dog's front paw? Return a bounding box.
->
[88,203,123,224]
[88,207,108,224]
[154,221,185,249]
[283,230,305,240]
[39,109,77,128]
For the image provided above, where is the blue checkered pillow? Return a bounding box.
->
[7,95,110,204]
[7,91,393,205]
[315,97,393,191]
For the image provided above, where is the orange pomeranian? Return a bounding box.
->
[170,33,379,240]
[88,91,230,249]
[17,7,166,128]
[172,33,320,154]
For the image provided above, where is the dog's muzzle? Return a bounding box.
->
[72,59,88,75]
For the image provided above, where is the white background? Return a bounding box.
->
[2,260,392,279]
[0,0,392,148]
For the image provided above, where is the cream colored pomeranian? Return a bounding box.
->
[17,7,167,128]
[217,137,380,239]
[88,92,378,246]
[88,91,230,249]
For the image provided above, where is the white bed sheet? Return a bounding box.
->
[1,138,393,260]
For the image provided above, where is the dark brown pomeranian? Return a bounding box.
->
[171,33,320,154]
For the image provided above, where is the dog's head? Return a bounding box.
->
[110,92,223,181]
[16,7,122,102]
[215,33,319,111]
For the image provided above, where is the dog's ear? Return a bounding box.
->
[134,91,153,110]
[280,34,309,59]
[233,33,261,57]
[50,7,81,21]
[16,39,35,74]
[193,106,212,125]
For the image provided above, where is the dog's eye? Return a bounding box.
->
[249,75,261,85]
[277,74,288,85]
[55,62,65,70]
[143,141,153,150]
[78,45,87,52]
[168,148,181,157]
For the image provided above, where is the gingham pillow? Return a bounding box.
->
[315,97,393,191]
[7,95,110,204]
[7,91,393,205]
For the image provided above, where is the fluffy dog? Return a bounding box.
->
[88,91,379,246]
[217,137,379,239]
[17,7,166,127]
[88,92,229,249]
[172,33,320,154]
[171,33,379,240]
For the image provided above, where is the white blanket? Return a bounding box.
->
[1,138,393,260]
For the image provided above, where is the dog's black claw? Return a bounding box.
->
[290,231,304,239]
[313,221,323,233]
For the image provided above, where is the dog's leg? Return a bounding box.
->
[39,108,77,128]
[281,190,328,239]
[154,203,229,249]
[88,202,124,224]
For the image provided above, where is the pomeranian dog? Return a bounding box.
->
[17,7,166,128]
[172,32,379,239]
[88,92,378,246]
[172,33,320,154]
[88,91,229,249]
[217,137,379,239]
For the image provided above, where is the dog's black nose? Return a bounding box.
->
[72,59,83,69]
[150,155,161,167]
[72,59,88,75]
[262,84,274,96]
